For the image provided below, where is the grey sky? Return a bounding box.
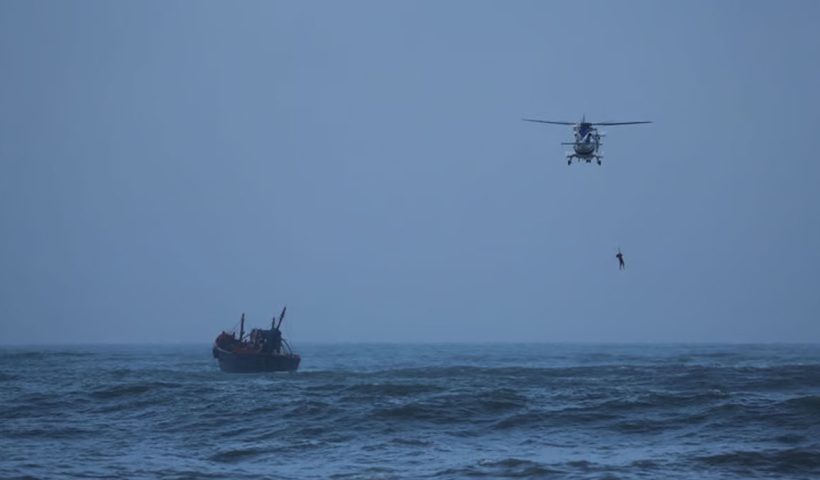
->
[1,1,819,344]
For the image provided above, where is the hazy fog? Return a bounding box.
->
[1,1,819,344]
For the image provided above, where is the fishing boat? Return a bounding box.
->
[212,307,301,373]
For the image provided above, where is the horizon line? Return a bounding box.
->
[2,340,819,348]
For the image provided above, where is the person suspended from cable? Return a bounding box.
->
[616,248,625,270]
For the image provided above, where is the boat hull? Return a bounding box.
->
[213,347,300,373]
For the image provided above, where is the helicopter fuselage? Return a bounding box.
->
[569,123,602,163]
[573,137,597,156]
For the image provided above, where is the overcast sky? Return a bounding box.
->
[1,1,819,344]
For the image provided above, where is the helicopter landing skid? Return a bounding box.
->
[566,155,603,166]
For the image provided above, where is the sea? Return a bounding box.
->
[1,343,819,479]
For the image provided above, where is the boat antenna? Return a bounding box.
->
[239,313,245,341]
[276,306,287,330]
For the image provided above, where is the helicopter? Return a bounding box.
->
[523,115,651,165]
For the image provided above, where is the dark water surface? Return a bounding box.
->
[2,344,820,479]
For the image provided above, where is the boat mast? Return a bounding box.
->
[239,313,245,341]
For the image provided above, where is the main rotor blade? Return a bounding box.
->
[522,118,575,125]
[590,121,652,126]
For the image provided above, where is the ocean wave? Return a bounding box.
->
[629,459,661,470]
[1,393,72,419]
[610,418,685,434]
[437,458,562,478]
[209,447,267,463]
[389,437,433,447]
[329,466,397,479]
[697,447,820,474]
[774,433,806,445]
[0,351,95,360]
[782,395,820,413]
[3,344,819,479]
[343,382,443,397]
[491,411,553,430]
[698,395,820,432]
[373,389,527,424]
[376,365,651,380]
[145,470,233,480]
[0,351,49,360]
[285,399,339,418]
[592,390,730,411]
[721,365,820,390]
[5,426,94,440]
[89,381,179,400]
